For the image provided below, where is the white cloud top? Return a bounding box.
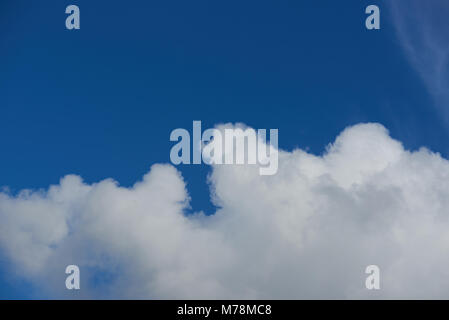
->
[1,123,449,299]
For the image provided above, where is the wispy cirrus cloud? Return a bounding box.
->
[389,0,449,120]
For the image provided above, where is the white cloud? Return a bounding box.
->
[1,123,449,298]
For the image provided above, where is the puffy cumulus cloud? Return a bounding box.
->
[1,123,449,299]
[0,165,231,298]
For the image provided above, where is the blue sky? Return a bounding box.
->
[0,1,448,299]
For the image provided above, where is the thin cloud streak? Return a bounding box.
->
[389,0,449,121]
